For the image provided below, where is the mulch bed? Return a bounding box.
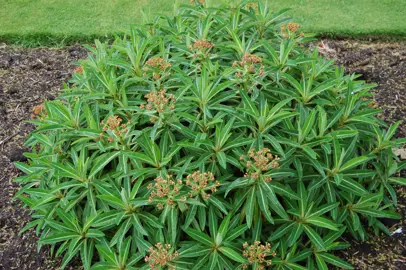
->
[0,45,87,270]
[0,40,405,269]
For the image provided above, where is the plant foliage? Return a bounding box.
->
[15,1,406,269]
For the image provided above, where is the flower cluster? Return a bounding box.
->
[185,171,220,200]
[240,148,280,182]
[31,103,46,119]
[143,57,172,80]
[100,115,130,143]
[242,241,275,270]
[145,57,172,70]
[233,53,262,67]
[193,39,215,51]
[246,2,259,10]
[140,89,176,114]
[281,22,304,38]
[73,66,83,75]
[361,97,379,109]
[144,243,179,270]
[105,115,122,130]
[147,175,184,210]
[233,53,264,77]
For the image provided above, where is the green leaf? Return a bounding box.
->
[239,89,259,117]
[168,207,178,245]
[208,251,218,270]
[303,225,326,251]
[287,223,303,247]
[61,238,82,269]
[86,229,105,238]
[245,187,256,228]
[315,254,329,270]
[45,219,75,232]
[218,214,231,238]
[353,208,401,219]
[50,162,82,181]
[257,185,274,223]
[307,203,339,218]
[269,222,295,241]
[132,214,148,236]
[192,252,210,270]
[225,225,248,241]
[138,213,163,228]
[222,138,255,151]
[179,245,211,258]
[261,182,288,219]
[89,151,120,179]
[216,151,227,169]
[40,232,79,244]
[318,253,353,269]
[333,173,343,185]
[339,156,373,172]
[81,239,94,270]
[55,208,80,232]
[95,244,117,265]
[305,217,339,231]
[97,195,125,209]
[184,228,213,247]
[268,182,300,200]
[340,178,368,196]
[123,151,156,166]
[263,134,285,157]
[299,109,316,143]
[219,247,246,263]
[209,196,228,215]
[389,177,406,185]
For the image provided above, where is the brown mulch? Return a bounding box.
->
[0,44,87,270]
[0,40,406,269]
[321,40,406,270]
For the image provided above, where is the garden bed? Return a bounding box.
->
[0,40,405,269]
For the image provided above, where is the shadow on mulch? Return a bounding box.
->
[0,40,406,269]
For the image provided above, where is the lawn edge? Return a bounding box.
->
[1,31,406,48]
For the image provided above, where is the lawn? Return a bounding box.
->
[1,0,406,45]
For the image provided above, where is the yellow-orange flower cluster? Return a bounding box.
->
[361,97,379,109]
[143,57,172,80]
[147,175,183,210]
[145,57,172,70]
[31,104,46,119]
[140,89,176,115]
[242,241,275,270]
[186,171,220,200]
[242,53,263,64]
[144,243,179,270]
[240,148,280,182]
[100,115,130,143]
[105,115,122,130]
[246,2,259,10]
[73,66,83,75]
[232,53,264,76]
[281,22,304,38]
[233,53,263,67]
[193,39,215,50]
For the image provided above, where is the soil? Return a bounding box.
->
[321,40,406,270]
[0,40,406,269]
[0,44,87,270]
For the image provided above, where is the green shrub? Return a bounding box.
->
[15,1,406,269]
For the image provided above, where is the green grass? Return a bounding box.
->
[1,0,406,46]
